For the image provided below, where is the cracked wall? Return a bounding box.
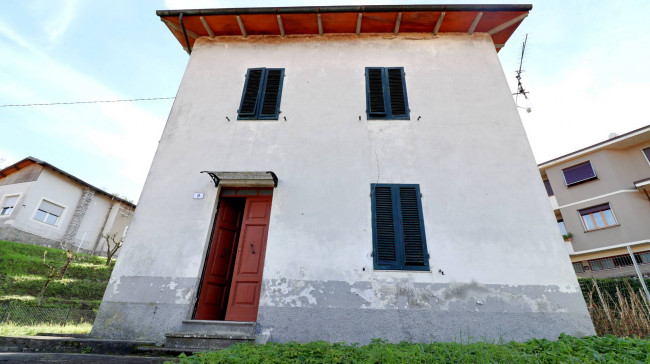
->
[92,33,595,343]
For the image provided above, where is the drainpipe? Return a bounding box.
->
[92,197,114,255]
[179,13,192,55]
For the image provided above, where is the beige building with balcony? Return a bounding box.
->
[539,125,650,278]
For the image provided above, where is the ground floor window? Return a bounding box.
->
[588,250,650,271]
[371,184,429,271]
[34,200,64,226]
[1,195,18,215]
[572,262,584,273]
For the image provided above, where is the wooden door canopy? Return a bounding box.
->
[201,171,278,188]
[157,4,531,54]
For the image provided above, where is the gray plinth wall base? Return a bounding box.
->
[92,277,595,344]
[0,226,96,255]
[0,227,63,250]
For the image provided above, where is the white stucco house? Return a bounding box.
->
[92,4,595,347]
[0,157,135,256]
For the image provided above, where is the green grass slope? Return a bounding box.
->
[181,336,650,363]
[0,240,113,309]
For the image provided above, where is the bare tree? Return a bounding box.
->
[38,250,74,306]
[101,232,124,266]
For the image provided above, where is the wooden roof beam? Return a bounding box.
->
[277,15,285,37]
[317,13,323,36]
[199,16,214,38]
[468,12,483,35]
[162,18,199,39]
[356,13,362,36]
[433,12,445,35]
[236,15,247,38]
[487,13,528,35]
[394,12,402,35]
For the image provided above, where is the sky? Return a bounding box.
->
[1,0,649,202]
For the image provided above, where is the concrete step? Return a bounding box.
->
[0,335,155,355]
[180,320,256,336]
[135,345,204,357]
[164,332,253,350]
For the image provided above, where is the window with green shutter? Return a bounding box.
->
[238,68,285,120]
[371,184,429,270]
[365,67,410,120]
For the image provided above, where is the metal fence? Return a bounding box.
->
[0,303,96,326]
[578,277,650,337]
[579,277,650,305]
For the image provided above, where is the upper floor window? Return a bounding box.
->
[34,200,64,226]
[643,147,650,165]
[371,184,429,271]
[238,68,284,120]
[1,195,18,215]
[365,67,409,120]
[579,203,617,231]
[557,220,567,236]
[543,179,554,196]
[562,161,596,186]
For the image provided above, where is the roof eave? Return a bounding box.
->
[0,157,136,208]
[538,124,650,170]
[156,4,532,17]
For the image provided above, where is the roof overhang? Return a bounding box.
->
[635,177,650,191]
[201,171,278,188]
[539,124,650,170]
[157,4,531,54]
[0,157,136,208]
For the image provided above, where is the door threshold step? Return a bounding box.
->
[165,332,254,341]
[179,320,256,336]
[182,320,255,325]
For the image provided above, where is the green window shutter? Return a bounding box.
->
[238,68,284,120]
[371,184,429,271]
[258,68,284,119]
[397,185,428,267]
[365,67,409,120]
[371,185,399,268]
[238,68,264,119]
[366,67,387,118]
[386,68,409,119]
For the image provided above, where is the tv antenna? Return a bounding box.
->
[513,34,530,111]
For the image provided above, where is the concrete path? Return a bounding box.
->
[0,352,170,363]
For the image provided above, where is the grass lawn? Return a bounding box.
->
[0,240,112,309]
[0,322,92,336]
[178,335,650,363]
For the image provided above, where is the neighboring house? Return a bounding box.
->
[93,4,594,346]
[539,125,650,279]
[0,157,135,256]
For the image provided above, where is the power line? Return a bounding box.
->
[0,97,176,108]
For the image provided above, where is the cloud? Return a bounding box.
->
[42,0,80,42]
[164,0,397,10]
[0,149,20,169]
[0,18,167,201]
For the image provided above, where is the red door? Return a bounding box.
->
[195,198,244,320]
[224,196,273,322]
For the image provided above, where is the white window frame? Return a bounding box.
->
[562,160,597,186]
[32,198,67,228]
[642,146,650,166]
[0,194,20,217]
[578,203,619,232]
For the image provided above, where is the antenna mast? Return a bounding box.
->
[514,34,529,101]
